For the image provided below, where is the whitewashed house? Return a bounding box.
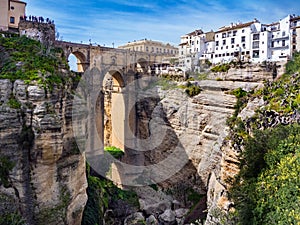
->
[213,19,261,64]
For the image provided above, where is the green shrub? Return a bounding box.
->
[0,212,26,225]
[185,85,202,97]
[104,146,124,159]
[0,35,71,90]
[211,63,230,73]
[7,97,21,109]
[0,156,15,188]
[230,124,300,225]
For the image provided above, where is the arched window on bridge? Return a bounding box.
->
[68,54,78,72]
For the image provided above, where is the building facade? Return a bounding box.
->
[179,14,300,71]
[118,39,178,56]
[178,29,214,72]
[0,0,26,31]
[290,15,300,54]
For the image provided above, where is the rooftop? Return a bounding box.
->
[10,0,27,5]
[216,19,259,33]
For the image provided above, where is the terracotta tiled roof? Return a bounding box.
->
[186,29,204,36]
[216,21,256,33]
[179,42,188,46]
[291,16,300,21]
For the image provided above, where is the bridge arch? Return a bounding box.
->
[68,51,88,72]
[137,58,149,74]
[103,70,126,151]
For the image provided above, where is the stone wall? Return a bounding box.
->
[19,21,55,46]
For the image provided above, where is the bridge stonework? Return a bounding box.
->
[19,20,171,186]
[57,41,167,186]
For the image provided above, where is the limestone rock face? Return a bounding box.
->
[139,81,260,187]
[205,97,265,225]
[136,80,262,223]
[0,79,87,225]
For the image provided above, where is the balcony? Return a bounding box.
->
[270,45,289,50]
[272,35,289,40]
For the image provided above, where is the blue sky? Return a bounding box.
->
[25,0,300,47]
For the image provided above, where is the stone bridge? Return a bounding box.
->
[19,20,177,186]
[55,41,171,186]
[55,40,168,74]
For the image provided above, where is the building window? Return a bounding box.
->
[253,50,259,58]
[222,33,226,38]
[242,29,245,33]
[221,47,223,50]
[282,31,286,36]
[10,17,15,24]
[253,33,260,40]
[262,41,264,45]
[231,38,235,44]
[226,46,228,49]
[271,42,274,47]
[146,47,148,52]
[241,36,246,42]
[10,6,15,10]
[231,45,234,48]
[282,40,286,46]
[252,41,259,49]
[192,41,194,45]
[293,29,297,35]
[216,47,218,50]
[223,40,226,45]
[233,31,237,36]
[216,41,219,46]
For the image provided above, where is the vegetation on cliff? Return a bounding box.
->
[82,164,139,225]
[0,35,71,90]
[227,53,300,225]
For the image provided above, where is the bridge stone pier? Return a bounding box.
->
[61,41,169,186]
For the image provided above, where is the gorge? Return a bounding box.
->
[0,28,300,225]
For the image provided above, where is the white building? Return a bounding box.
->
[179,29,215,72]
[213,19,261,64]
[179,14,300,70]
[291,15,300,53]
[202,31,215,61]
[178,29,205,71]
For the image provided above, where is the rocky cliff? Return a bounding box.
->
[132,79,263,224]
[0,35,87,225]
[0,78,87,225]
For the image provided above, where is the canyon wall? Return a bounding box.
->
[0,79,87,225]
